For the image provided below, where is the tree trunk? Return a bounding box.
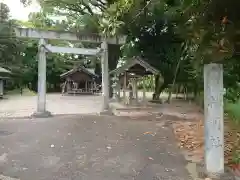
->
[167,84,173,103]
[193,83,199,100]
[109,77,113,98]
[167,57,182,104]
[108,44,121,98]
[152,74,160,100]
[153,82,168,100]
[175,84,179,98]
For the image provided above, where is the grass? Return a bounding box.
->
[6,88,36,96]
[224,100,240,167]
[225,100,240,125]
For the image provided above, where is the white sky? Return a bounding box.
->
[0,0,40,20]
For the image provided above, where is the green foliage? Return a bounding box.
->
[37,0,106,15]
[224,56,240,89]
[0,3,26,87]
[224,87,240,103]
[0,3,10,20]
[17,0,240,101]
[6,88,36,96]
[137,75,155,91]
[225,100,240,125]
[102,0,190,99]
[18,0,108,91]
[170,0,240,64]
[100,0,133,36]
[232,151,240,164]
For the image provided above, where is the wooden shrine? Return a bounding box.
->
[110,57,159,105]
[0,67,11,98]
[60,66,99,95]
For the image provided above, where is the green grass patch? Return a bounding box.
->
[232,151,240,165]
[224,100,240,166]
[6,88,36,96]
[225,100,240,125]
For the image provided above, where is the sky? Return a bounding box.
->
[1,0,40,20]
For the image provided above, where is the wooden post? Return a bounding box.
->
[94,81,97,93]
[33,39,51,117]
[0,79,3,97]
[143,77,146,106]
[133,78,138,103]
[204,63,224,177]
[116,81,121,102]
[90,81,93,93]
[112,75,117,100]
[101,40,109,111]
[129,80,133,105]
[123,72,127,104]
[61,81,66,94]
[66,79,71,93]
[85,81,87,92]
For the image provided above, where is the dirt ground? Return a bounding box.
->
[0,94,235,179]
[0,94,103,118]
[0,114,192,180]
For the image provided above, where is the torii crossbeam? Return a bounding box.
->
[44,45,102,55]
[14,27,126,117]
[14,28,126,44]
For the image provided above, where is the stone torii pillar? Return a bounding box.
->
[32,39,51,118]
[101,40,110,112]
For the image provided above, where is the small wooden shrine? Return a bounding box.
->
[110,57,159,105]
[60,66,99,95]
[0,67,11,98]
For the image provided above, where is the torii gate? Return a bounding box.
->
[14,28,126,117]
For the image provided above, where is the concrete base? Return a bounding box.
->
[206,172,222,179]
[31,111,52,118]
[196,163,236,180]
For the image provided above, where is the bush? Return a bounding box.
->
[224,85,240,103]
[225,100,240,125]
[6,88,36,96]
[232,151,240,164]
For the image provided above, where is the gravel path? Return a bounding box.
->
[0,94,103,118]
[0,114,192,180]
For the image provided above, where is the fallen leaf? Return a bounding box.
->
[106,146,112,150]
[173,118,240,167]
[148,157,154,160]
[144,132,152,135]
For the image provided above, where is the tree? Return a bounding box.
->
[167,0,240,96]
[37,0,114,16]
[0,2,10,21]
[100,0,187,99]
[21,0,240,98]
[106,0,240,99]
[0,2,25,86]
[171,0,240,63]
